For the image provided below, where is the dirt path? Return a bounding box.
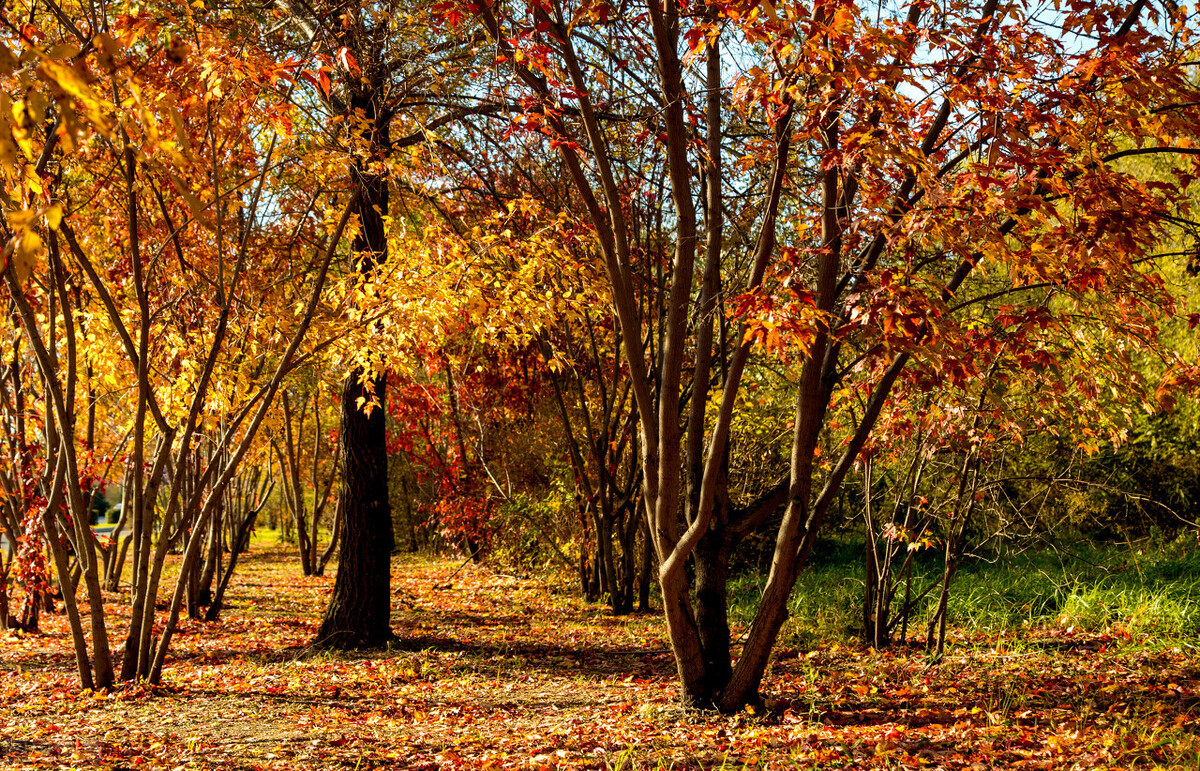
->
[1,545,1197,769]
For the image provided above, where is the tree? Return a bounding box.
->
[0,311,51,632]
[269,0,493,648]
[272,380,340,577]
[0,1,363,687]
[357,199,605,566]
[856,325,1159,653]
[455,0,1200,709]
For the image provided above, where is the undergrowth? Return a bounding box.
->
[727,533,1200,648]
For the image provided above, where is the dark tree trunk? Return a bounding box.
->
[315,368,394,647]
[596,505,617,609]
[616,511,637,614]
[0,553,11,631]
[694,523,734,698]
[637,514,653,613]
[194,504,222,612]
[315,146,393,648]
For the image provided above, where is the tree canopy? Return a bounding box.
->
[0,0,1198,722]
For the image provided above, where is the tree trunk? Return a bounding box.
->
[637,514,653,613]
[694,523,733,696]
[315,368,394,647]
[102,480,132,592]
[617,510,637,614]
[206,506,262,622]
[316,501,341,576]
[314,86,393,648]
[192,505,222,616]
[104,533,132,593]
[596,503,618,611]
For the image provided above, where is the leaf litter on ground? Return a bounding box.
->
[0,543,1197,770]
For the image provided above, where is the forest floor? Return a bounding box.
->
[1,543,1198,770]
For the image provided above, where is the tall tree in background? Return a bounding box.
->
[316,65,395,647]
[272,0,494,647]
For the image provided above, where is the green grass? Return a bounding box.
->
[728,533,1200,647]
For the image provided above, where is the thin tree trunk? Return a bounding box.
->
[317,500,341,576]
[206,495,269,622]
[40,457,93,689]
[637,514,653,613]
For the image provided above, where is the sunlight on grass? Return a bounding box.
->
[728,536,1200,648]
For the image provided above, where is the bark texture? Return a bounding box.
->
[315,123,394,648]
[315,368,394,647]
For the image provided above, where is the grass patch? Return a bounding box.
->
[729,534,1200,647]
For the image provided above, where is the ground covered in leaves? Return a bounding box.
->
[1,545,1198,770]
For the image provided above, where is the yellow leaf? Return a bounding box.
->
[13,230,43,286]
[45,203,63,230]
[0,43,16,76]
[830,6,855,33]
[39,59,112,134]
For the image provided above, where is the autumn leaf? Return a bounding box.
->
[38,59,113,134]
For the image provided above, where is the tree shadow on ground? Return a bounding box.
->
[390,631,675,680]
[761,681,1200,732]
[173,627,673,683]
